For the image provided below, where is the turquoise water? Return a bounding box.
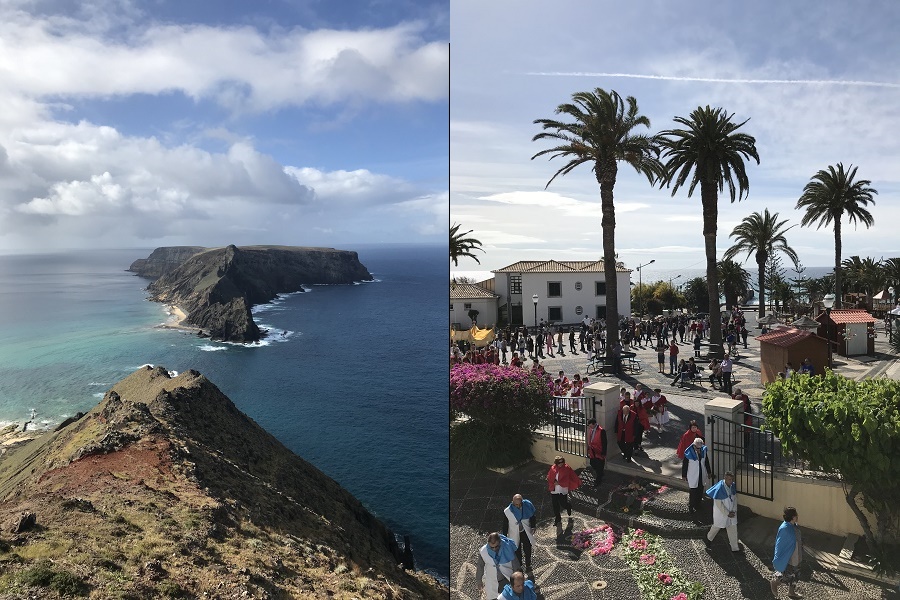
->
[0,246,448,579]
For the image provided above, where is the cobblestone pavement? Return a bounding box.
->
[451,322,900,599]
[451,462,898,599]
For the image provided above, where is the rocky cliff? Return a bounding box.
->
[132,245,373,343]
[0,367,446,599]
[127,246,205,279]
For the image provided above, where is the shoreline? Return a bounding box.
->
[158,304,201,334]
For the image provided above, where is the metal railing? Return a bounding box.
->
[535,395,601,457]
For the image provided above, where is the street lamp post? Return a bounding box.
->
[532,294,539,331]
[823,293,835,369]
[635,259,656,318]
[668,274,682,311]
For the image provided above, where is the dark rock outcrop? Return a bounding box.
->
[127,246,205,279]
[132,245,373,342]
[0,367,446,598]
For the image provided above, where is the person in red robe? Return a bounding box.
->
[586,418,607,488]
[615,404,638,462]
[676,420,704,459]
[546,456,581,525]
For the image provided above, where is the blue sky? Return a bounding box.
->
[0,0,448,251]
[450,0,900,283]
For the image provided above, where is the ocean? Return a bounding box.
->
[0,244,448,580]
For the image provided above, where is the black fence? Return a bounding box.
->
[708,414,775,501]
[743,413,836,479]
[535,395,601,457]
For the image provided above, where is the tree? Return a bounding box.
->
[795,163,878,308]
[682,277,709,313]
[841,255,884,310]
[764,373,900,574]
[657,107,759,358]
[723,209,799,318]
[450,222,484,267]
[717,258,751,311]
[532,88,661,371]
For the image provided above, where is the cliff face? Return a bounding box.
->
[127,246,205,279]
[0,367,445,599]
[135,245,373,342]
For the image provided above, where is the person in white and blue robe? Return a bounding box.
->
[705,471,740,551]
[681,436,711,514]
[475,532,520,599]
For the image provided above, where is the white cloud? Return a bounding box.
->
[0,14,448,112]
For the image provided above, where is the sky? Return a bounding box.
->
[450,0,900,285]
[0,0,448,253]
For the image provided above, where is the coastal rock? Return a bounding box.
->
[133,245,373,342]
[0,367,446,598]
[127,246,205,279]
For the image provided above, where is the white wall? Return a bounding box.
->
[524,272,630,327]
[450,297,497,330]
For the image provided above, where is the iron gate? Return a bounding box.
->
[552,395,603,456]
[708,413,775,501]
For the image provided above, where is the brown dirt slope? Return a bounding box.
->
[0,366,444,599]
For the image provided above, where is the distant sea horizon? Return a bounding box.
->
[0,244,449,580]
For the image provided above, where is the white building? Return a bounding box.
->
[450,282,500,330]
[491,260,632,328]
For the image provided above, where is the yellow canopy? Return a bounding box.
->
[450,324,496,347]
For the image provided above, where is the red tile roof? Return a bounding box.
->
[757,327,822,348]
[493,260,630,273]
[817,309,875,324]
[450,283,499,300]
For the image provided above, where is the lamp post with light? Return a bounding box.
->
[668,274,682,311]
[635,259,656,318]
[532,294,539,331]
[823,293,835,368]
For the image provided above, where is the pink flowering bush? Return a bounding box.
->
[450,363,553,467]
[450,363,553,431]
[571,524,616,556]
[621,529,704,600]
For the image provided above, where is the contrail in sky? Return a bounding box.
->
[526,71,900,89]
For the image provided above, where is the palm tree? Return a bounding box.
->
[717,258,752,311]
[532,88,661,369]
[882,258,900,305]
[841,255,883,309]
[723,209,799,318]
[450,223,484,267]
[795,163,878,307]
[657,106,759,358]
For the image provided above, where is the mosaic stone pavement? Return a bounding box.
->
[450,462,899,599]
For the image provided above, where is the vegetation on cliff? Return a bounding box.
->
[0,367,444,599]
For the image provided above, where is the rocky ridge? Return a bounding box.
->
[130,245,373,342]
[0,367,445,599]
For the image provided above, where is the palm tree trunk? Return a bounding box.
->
[702,184,723,359]
[598,164,620,373]
[834,219,842,308]
[757,252,766,319]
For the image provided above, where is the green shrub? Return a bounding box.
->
[450,420,534,469]
[19,560,87,596]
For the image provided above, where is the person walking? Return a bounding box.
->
[498,571,537,600]
[771,507,804,598]
[676,421,704,459]
[569,327,578,355]
[704,472,740,552]
[741,324,749,348]
[546,456,580,525]
[535,330,545,359]
[614,404,638,462]
[682,437,712,515]
[657,342,666,374]
[693,334,702,358]
[586,418,607,488]
[720,354,734,395]
[668,340,679,375]
[475,532,520,599]
[556,329,565,356]
[503,494,536,574]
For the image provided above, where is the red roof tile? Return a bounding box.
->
[817,309,874,324]
[757,327,821,348]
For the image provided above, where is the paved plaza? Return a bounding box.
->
[451,321,900,599]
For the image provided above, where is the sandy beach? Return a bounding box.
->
[160,304,199,333]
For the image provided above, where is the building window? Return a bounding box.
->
[509,275,522,294]
[595,281,607,296]
[575,305,583,315]
[548,281,562,297]
[450,304,454,311]
[596,305,607,319]
[575,281,582,291]
[464,303,472,310]
[548,306,562,321]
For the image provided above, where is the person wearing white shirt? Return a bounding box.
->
[704,472,740,552]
